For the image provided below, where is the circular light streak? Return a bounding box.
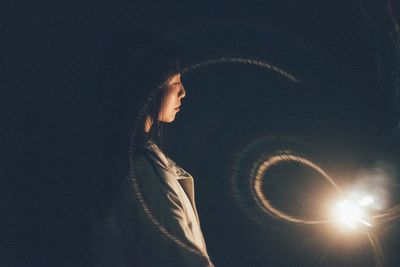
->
[252,154,341,225]
[124,51,400,265]
[128,57,298,259]
[231,137,400,266]
[180,57,300,83]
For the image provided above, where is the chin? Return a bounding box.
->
[161,117,175,123]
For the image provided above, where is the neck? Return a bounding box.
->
[144,115,153,133]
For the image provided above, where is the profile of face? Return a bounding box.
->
[158,73,186,123]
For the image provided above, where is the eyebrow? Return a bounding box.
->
[168,74,181,84]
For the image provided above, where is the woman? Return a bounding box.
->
[91,30,214,267]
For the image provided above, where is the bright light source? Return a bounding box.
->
[358,195,375,207]
[334,199,372,229]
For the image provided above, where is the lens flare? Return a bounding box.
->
[358,195,375,207]
[334,199,372,229]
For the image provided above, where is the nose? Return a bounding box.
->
[179,85,186,99]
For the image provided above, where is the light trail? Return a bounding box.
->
[253,154,341,225]
[180,57,300,83]
[231,137,400,266]
[128,56,299,260]
[126,55,400,266]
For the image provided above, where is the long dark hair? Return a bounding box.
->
[91,29,182,216]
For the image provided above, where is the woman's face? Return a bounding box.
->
[159,73,186,123]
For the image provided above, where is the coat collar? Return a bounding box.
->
[143,139,200,223]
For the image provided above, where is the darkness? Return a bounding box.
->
[4,0,400,266]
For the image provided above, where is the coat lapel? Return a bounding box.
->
[177,177,200,223]
[145,141,201,224]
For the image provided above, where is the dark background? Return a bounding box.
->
[4,0,400,266]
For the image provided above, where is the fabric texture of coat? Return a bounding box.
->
[91,138,214,267]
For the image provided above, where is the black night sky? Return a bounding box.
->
[4,0,400,266]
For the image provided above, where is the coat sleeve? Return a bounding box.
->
[121,153,214,267]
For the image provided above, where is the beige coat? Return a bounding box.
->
[91,140,214,267]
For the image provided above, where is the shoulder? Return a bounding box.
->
[131,144,178,186]
[140,141,174,172]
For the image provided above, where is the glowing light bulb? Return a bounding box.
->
[334,199,372,229]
